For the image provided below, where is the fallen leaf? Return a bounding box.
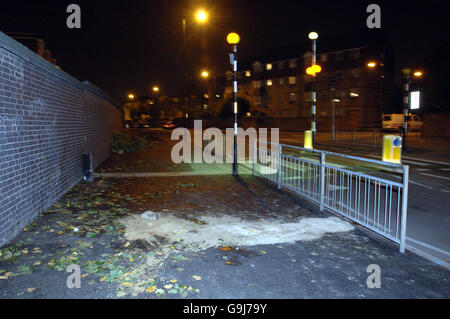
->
[0,276,8,280]
[121,282,133,287]
[21,249,28,254]
[220,246,233,251]
[261,250,267,255]
[170,279,177,283]
[164,284,173,289]
[192,275,202,281]
[33,261,41,266]
[124,242,130,248]
[145,286,156,293]
[27,288,36,293]
[100,276,107,282]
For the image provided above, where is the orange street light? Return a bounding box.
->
[413,71,423,78]
[201,70,209,78]
[127,93,135,100]
[195,9,208,23]
[367,61,377,68]
[152,86,159,92]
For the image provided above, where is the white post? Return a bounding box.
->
[320,152,325,211]
[277,144,282,189]
[400,165,409,253]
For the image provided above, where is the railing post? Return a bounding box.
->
[277,144,282,189]
[252,138,257,176]
[320,152,325,211]
[400,165,409,253]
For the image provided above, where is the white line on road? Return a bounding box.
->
[401,159,432,167]
[441,189,450,193]
[392,175,434,189]
[416,168,431,172]
[420,173,450,181]
[402,156,450,166]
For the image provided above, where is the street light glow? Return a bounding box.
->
[308,31,318,40]
[127,94,135,99]
[153,86,159,92]
[201,70,209,78]
[413,71,423,77]
[227,32,240,44]
[367,62,377,68]
[195,9,208,23]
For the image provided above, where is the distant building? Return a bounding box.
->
[5,32,58,66]
[224,32,395,129]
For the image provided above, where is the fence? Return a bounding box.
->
[325,128,421,147]
[252,140,409,252]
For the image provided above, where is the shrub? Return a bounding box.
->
[112,131,148,153]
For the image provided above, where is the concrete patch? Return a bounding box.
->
[120,213,355,252]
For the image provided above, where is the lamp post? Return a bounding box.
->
[308,31,318,148]
[227,32,240,176]
[332,99,340,141]
[182,9,209,128]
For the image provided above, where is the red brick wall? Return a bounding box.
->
[0,32,122,246]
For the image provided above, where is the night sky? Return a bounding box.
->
[1,0,449,101]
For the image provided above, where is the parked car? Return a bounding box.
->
[382,113,423,131]
[161,119,175,129]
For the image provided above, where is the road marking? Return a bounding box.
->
[441,189,450,193]
[402,156,450,166]
[416,168,431,172]
[400,159,432,167]
[420,173,450,181]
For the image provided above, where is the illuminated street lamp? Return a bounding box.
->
[367,61,377,68]
[332,99,340,141]
[152,86,159,93]
[195,9,208,23]
[182,8,210,127]
[413,71,423,78]
[227,32,240,176]
[201,70,209,78]
[308,31,319,148]
[127,93,135,100]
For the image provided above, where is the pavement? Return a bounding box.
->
[0,129,449,299]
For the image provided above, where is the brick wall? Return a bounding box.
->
[0,32,122,247]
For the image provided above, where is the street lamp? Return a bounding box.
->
[308,31,319,148]
[152,86,159,93]
[182,8,209,128]
[201,70,209,78]
[227,32,240,176]
[195,9,208,23]
[367,61,377,68]
[127,93,135,100]
[331,99,340,141]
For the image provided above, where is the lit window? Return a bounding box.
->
[289,59,297,68]
[266,63,272,70]
[288,76,296,85]
[245,70,251,77]
[266,79,273,86]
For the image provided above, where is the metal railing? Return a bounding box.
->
[252,140,409,252]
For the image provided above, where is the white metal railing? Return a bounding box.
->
[252,140,409,252]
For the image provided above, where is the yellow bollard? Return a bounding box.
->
[382,135,402,163]
[304,130,313,149]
